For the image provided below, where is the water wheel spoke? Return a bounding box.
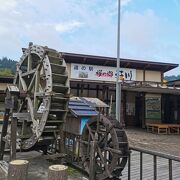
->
[86,123,94,140]
[18,100,26,113]
[26,97,35,123]
[34,69,40,109]
[18,71,27,91]
[97,146,112,178]
[98,126,113,144]
[27,72,36,92]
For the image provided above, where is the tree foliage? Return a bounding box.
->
[0,57,17,75]
[0,68,13,76]
[164,75,180,81]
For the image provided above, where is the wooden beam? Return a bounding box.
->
[83,58,87,63]
[104,60,109,66]
[125,62,130,68]
[87,84,90,97]
[10,117,17,160]
[89,141,97,180]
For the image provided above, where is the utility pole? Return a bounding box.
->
[116,0,121,122]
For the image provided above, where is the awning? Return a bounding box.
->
[122,82,180,95]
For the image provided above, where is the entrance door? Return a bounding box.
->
[135,95,144,127]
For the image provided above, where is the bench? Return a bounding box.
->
[167,124,180,134]
[146,123,180,134]
[146,123,168,134]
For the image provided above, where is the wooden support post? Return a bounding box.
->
[0,108,10,160]
[48,165,68,180]
[96,85,99,98]
[87,84,90,97]
[77,84,80,96]
[10,117,17,161]
[89,141,97,180]
[8,160,29,180]
[80,84,84,97]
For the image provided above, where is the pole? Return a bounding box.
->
[116,0,121,122]
[89,141,97,180]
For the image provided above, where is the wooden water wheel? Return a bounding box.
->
[13,42,70,151]
[81,115,129,179]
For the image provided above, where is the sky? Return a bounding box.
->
[0,0,180,76]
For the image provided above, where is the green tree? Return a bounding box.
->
[0,68,13,76]
[0,57,17,74]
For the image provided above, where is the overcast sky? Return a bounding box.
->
[0,0,180,75]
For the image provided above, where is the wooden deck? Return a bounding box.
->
[122,151,180,180]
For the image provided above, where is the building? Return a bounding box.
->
[0,53,179,128]
[0,76,14,119]
[62,53,180,128]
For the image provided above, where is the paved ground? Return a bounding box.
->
[0,151,87,180]
[126,128,180,156]
[0,128,180,179]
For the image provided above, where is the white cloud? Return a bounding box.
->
[0,0,17,11]
[54,21,84,33]
[0,0,179,75]
[121,9,160,49]
[122,0,133,6]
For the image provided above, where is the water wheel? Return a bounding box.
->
[13,42,70,150]
[81,115,129,179]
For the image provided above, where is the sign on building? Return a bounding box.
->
[71,63,136,82]
[145,97,161,120]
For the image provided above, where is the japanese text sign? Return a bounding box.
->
[71,63,136,81]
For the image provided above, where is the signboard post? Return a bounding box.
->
[116,0,121,123]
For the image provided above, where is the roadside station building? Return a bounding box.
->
[0,76,13,119]
[62,53,180,128]
[0,53,179,128]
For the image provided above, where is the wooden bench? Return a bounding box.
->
[167,124,180,134]
[146,123,180,134]
[146,123,168,134]
[146,123,155,133]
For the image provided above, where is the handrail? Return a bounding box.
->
[130,146,180,162]
[127,146,180,180]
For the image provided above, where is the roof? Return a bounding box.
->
[122,81,180,95]
[62,52,178,72]
[167,79,180,87]
[70,97,109,108]
[0,76,14,83]
[69,97,99,117]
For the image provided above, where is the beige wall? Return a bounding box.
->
[136,69,162,82]
[145,70,161,82]
[0,83,8,91]
[136,70,143,81]
[145,93,161,98]
[66,63,71,77]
